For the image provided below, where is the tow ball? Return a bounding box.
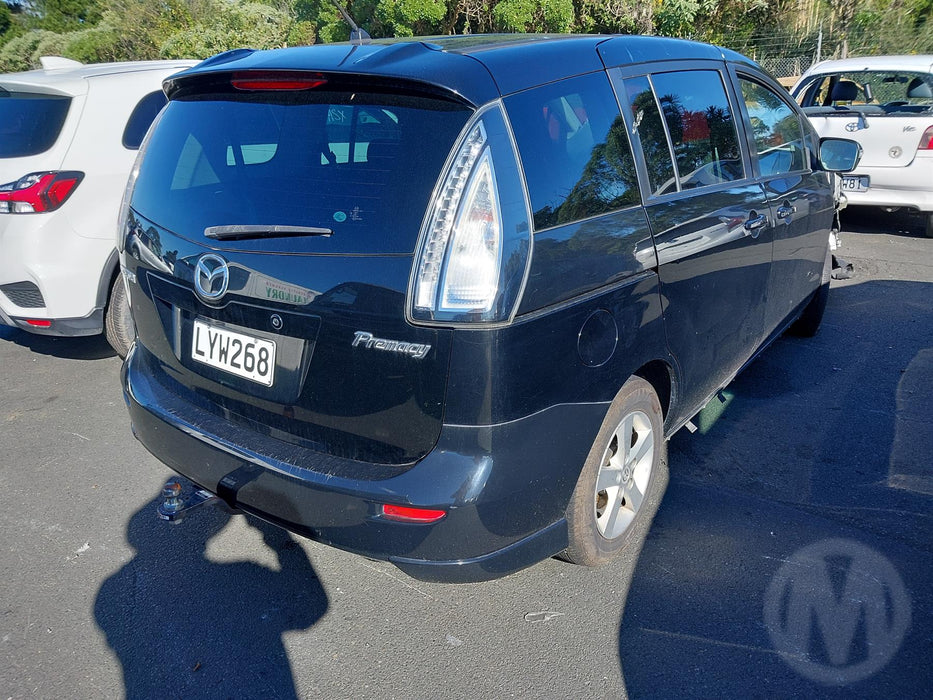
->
[157,478,220,523]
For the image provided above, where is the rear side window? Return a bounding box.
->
[123,91,168,149]
[739,79,806,176]
[622,75,676,196]
[506,72,640,231]
[649,70,744,192]
[131,91,471,252]
[0,91,71,158]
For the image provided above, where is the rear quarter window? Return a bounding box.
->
[123,91,168,149]
[505,72,640,231]
[0,91,71,158]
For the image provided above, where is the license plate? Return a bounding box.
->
[840,175,869,192]
[192,318,276,386]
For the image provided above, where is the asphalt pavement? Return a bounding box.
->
[1,209,930,699]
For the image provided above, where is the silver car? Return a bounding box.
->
[792,55,933,237]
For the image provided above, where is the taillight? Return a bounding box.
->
[0,171,83,214]
[410,103,532,325]
[918,126,933,150]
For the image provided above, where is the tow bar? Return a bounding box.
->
[157,478,221,523]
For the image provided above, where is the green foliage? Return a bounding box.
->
[0,4,11,36]
[0,29,60,71]
[160,1,294,58]
[1,0,932,76]
[654,0,702,38]
[373,0,446,36]
[492,0,574,32]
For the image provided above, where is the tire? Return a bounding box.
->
[788,245,832,337]
[104,274,135,358]
[925,212,933,239]
[563,377,667,567]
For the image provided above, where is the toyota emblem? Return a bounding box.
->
[194,253,229,302]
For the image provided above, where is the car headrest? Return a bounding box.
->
[830,80,860,103]
[907,77,932,99]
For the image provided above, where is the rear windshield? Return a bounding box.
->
[131,91,472,253]
[0,91,71,158]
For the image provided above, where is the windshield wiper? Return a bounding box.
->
[204,224,334,241]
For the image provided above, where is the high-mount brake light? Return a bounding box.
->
[918,125,933,150]
[381,504,447,523]
[231,73,327,91]
[0,171,83,214]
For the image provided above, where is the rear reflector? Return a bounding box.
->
[0,171,84,214]
[231,72,327,91]
[381,504,447,523]
[25,319,52,327]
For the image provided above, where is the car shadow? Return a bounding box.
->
[618,278,933,698]
[840,208,927,238]
[94,494,328,699]
[0,325,118,360]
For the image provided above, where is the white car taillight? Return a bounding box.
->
[0,171,83,214]
[410,104,532,325]
[918,125,933,150]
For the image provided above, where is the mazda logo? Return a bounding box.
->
[194,253,229,302]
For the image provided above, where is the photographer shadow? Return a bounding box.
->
[95,496,328,699]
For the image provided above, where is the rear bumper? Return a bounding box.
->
[0,211,114,330]
[1,308,104,336]
[123,343,606,582]
[843,152,933,212]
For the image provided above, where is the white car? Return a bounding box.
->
[791,55,933,237]
[0,57,196,355]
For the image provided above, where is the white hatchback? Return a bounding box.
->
[792,55,933,237]
[0,57,196,355]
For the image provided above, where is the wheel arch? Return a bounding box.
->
[96,248,121,310]
[633,359,675,427]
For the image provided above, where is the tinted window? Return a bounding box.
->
[0,91,71,158]
[123,91,168,149]
[649,70,744,192]
[740,79,806,176]
[131,92,471,251]
[506,73,639,231]
[622,75,676,196]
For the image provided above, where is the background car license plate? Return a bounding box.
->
[192,318,276,386]
[840,175,868,192]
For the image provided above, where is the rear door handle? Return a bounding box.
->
[776,204,797,219]
[744,213,768,238]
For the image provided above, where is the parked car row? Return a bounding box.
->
[113,35,862,581]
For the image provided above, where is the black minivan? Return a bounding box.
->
[119,34,859,581]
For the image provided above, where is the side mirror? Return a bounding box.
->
[819,138,862,172]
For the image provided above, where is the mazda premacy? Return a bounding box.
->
[120,35,859,581]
